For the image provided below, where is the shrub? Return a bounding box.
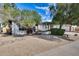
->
[50,28,65,36]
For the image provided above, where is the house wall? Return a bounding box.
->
[53,24,77,32]
[37,24,49,31]
[37,24,77,32]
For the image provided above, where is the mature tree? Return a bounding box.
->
[3,3,23,28]
[3,3,20,24]
[11,8,21,21]
[49,4,67,29]
[20,10,41,27]
[66,4,79,25]
[3,3,41,28]
[31,10,41,24]
[49,3,79,30]
[4,3,14,19]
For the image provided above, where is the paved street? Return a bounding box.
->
[35,39,79,56]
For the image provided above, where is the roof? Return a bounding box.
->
[39,22,52,25]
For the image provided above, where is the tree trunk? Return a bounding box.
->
[37,25,38,31]
[48,25,50,30]
[59,23,63,29]
[69,25,71,32]
[51,24,54,29]
[59,18,64,29]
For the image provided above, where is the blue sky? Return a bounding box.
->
[16,3,53,22]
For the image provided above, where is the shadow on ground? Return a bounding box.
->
[33,34,75,42]
[33,35,63,41]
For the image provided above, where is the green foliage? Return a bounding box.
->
[32,11,41,24]
[20,10,41,27]
[20,19,36,27]
[3,3,41,27]
[49,4,67,29]
[11,9,21,20]
[3,3,17,22]
[50,28,65,36]
[49,3,79,29]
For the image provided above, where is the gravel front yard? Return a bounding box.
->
[0,34,76,56]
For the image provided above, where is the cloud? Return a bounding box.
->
[48,3,53,6]
[36,6,48,10]
[35,5,51,22]
[42,15,51,20]
[35,6,50,15]
[42,16,46,20]
[38,13,49,21]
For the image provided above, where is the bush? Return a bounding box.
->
[50,28,65,36]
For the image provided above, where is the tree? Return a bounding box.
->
[20,10,41,27]
[31,10,41,31]
[66,4,79,25]
[49,4,67,29]
[11,8,21,21]
[49,3,79,30]
[3,3,41,28]
[31,10,41,24]
[3,3,20,24]
[3,3,23,28]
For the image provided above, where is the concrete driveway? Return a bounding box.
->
[35,39,79,56]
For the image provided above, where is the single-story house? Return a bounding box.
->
[37,22,78,32]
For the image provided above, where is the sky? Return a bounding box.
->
[16,3,53,22]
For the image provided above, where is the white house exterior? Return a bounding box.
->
[37,23,78,32]
[53,24,77,32]
[37,24,49,31]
